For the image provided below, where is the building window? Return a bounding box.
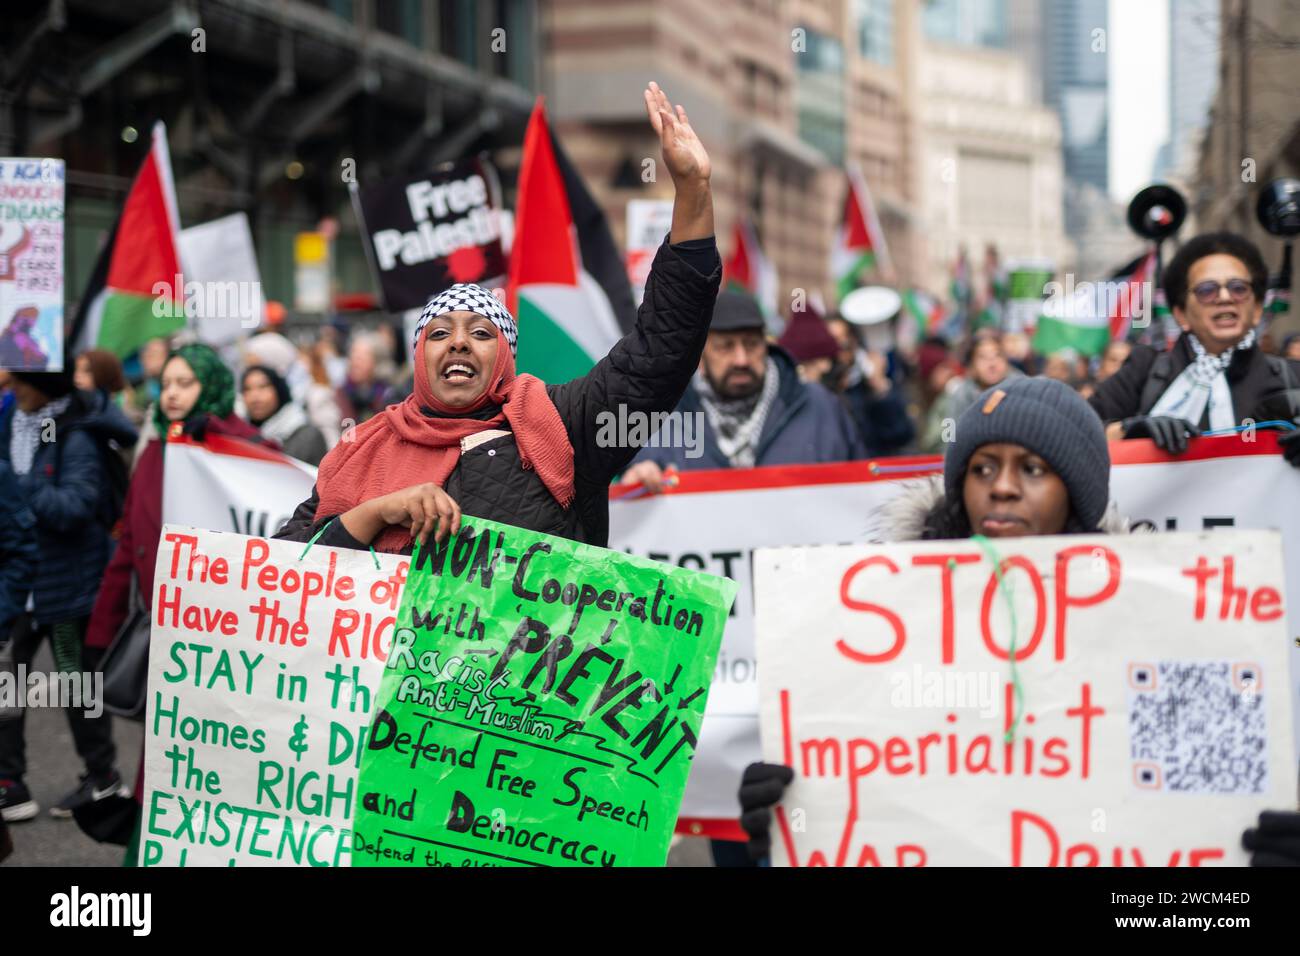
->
[441,0,478,67]
[374,0,421,43]
[490,0,536,89]
[854,0,894,66]
[302,0,355,21]
[922,0,1007,48]
[796,25,845,164]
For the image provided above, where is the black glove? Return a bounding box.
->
[1242,810,1300,866]
[1121,415,1199,454]
[738,761,794,862]
[1278,426,1300,468]
[181,412,211,442]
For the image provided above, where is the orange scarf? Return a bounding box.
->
[313,327,574,552]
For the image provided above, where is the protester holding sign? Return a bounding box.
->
[84,343,266,857]
[0,370,137,822]
[275,81,719,554]
[89,344,266,655]
[1089,232,1300,459]
[737,377,1300,865]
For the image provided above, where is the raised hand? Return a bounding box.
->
[643,80,711,186]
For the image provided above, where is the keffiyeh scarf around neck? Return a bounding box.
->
[312,325,573,553]
[1148,329,1256,431]
[695,357,780,468]
[10,394,71,475]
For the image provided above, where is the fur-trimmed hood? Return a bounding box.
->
[866,475,1138,543]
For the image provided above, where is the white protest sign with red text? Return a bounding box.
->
[608,435,1300,837]
[141,526,404,866]
[755,530,1294,866]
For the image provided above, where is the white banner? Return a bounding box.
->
[755,530,1294,866]
[162,434,316,539]
[141,526,405,866]
[178,212,265,345]
[608,436,1300,832]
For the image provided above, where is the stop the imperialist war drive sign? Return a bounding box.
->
[756,530,1294,867]
[140,521,734,866]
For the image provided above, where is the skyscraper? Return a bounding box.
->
[1153,0,1220,180]
[1039,0,1110,205]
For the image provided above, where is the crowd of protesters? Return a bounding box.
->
[2,119,1300,873]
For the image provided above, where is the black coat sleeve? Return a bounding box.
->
[272,485,368,551]
[1088,344,1158,424]
[548,235,721,485]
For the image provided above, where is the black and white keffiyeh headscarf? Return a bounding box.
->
[1149,328,1257,431]
[414,283,517,356]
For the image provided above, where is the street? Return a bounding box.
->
[5,644,142,867]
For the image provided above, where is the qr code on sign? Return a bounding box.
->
[1127,660,1266,794]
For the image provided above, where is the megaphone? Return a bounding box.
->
[1256,178,1300,237]
[1126,184,1187,241]
[840,285,901,353]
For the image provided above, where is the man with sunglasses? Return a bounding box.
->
[1089,231,1300,466]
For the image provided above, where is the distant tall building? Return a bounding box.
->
[540,0,926,300]
[1039,0,1109,209]
[1195,0,1300,341]
[916,33,1071,294]
[1153,0,1220,181]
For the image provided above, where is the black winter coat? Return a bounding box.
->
[0,460,36,632]
[274,236,721,552]
[1089,332,1300,427]
[630,345,866,472]
[0,389,138,625]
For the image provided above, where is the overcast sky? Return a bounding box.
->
[1108,0,1170,201]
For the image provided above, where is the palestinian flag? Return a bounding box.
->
[722,217,779,330]
[507,100,634,384]
[831,165,891,300]
[901,288,945,338]
[68,122,186,358]
[1033,284,1110,357]
[1264,287,1291,318]
[1108,249,1156,342]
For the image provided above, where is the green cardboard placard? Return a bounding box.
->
[351,516,737,867]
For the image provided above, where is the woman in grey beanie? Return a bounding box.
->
[740,375,1300,866]
[738,377,1123,866]
[872,376,1116,543]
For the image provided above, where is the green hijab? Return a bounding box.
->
[153,343,236,439]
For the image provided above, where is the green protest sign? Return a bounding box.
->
[351,516,737,867]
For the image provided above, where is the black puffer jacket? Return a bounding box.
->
[274,236,721,551]
[1089,331,1300,427]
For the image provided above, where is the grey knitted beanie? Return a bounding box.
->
[944,376,1111,530]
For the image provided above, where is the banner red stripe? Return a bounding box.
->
[612,435,1283,499]
[674,818,746,842]
[168,433,307,467]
